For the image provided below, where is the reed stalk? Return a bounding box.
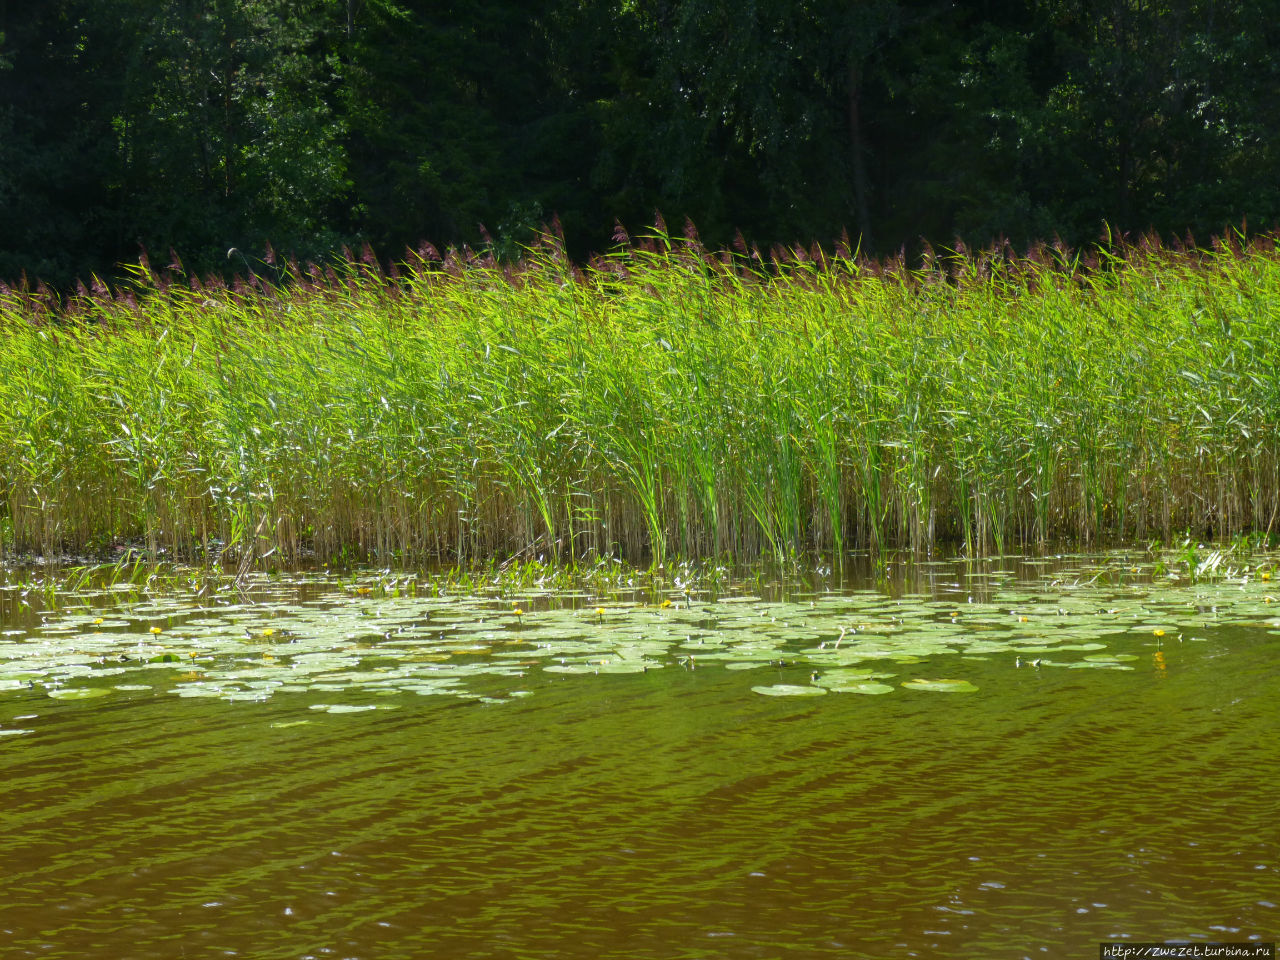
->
[2,231,1277,565]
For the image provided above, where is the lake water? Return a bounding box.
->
[1,553,1277,958]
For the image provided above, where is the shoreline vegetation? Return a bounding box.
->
[2,228,1278,566]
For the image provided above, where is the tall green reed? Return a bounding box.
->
[1,229,1277,565]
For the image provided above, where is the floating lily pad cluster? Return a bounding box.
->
[0,555,1276,713]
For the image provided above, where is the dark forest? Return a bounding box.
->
[3,0,1278,286]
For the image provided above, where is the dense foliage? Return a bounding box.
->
[3,0,1279,287]
[2,235,1277,562]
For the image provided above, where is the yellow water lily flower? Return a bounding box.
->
[150,626,162,635]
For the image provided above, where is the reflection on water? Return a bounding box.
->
[0,555,1277,958]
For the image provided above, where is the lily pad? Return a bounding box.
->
[173,685,228,698]
[901,678,978,693]
[314,704,378,713]
[47,687,113,700]
[829,682,895,695]
[751,684,828,697]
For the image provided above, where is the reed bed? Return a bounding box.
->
[2,231,1278,565]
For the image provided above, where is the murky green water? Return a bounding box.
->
[1,553,1277,958]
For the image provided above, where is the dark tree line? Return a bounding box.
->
[2,0,1278,287]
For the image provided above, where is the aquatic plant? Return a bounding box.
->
[1,228,1278,564]
[2,549,1276,709]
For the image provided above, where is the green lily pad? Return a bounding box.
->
[7,549,1274,709]
[751,684,827,697]
[402,684,461,696]
[829,682,895,695]
[47,687,112,700]
[543,662,605,674]
[313,704,378,713]
[811,668,883,685]
[173,685,228,697]
[901,678,978,693]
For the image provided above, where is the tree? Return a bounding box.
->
[112,0,351,269]
[336,0,597,254]
[0,3,129,285]
[2,0,1278,286]
[899,0,1280,249]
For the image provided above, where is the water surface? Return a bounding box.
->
[1,554,1277,958]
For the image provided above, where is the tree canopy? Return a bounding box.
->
[2,0,1277,285]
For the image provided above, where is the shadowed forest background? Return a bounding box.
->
[2,0,1279,287]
